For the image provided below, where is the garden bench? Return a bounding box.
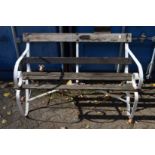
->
[14,33,143,123]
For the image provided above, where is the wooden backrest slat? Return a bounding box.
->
[23,33,132,42]
[23,57,132,64]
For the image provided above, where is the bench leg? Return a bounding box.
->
[16,88,30,116]
[109,92,138,121]
[126,92,131,116]
[16,90,24,116]
[128,92,139,123]
[15,77,31,116]
[25,88,30,116]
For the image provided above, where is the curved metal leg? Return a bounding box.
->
[16,87,31,116]
[126,92,131,116]
[129,92,139,120]
[127,91,139,124]
[25,88,30,116]
[16,89,25,116]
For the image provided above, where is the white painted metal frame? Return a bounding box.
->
[124,43,143,119]
[14,43,58,116]
[14,41,143,120]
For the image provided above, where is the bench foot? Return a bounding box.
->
[127,118,135,129]
[127,118,135,125]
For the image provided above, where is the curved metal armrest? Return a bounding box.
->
[125,43,144,89]
[14,43,30,87]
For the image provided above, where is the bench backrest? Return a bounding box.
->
[22,33,132,66]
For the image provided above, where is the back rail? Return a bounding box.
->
[23,33,132,42]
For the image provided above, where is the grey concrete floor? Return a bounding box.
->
[0,81,155,129]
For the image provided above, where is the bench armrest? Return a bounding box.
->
[14,43,30,87]
[125,43,144,89]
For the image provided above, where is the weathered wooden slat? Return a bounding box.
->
[23,57,132,64]
[23,33,132,42]
[22,84,134,91]
[23,72,132,81]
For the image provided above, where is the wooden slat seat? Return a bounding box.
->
[22,83,135,91]
[22,57,132,65]
[23,72,132,81]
